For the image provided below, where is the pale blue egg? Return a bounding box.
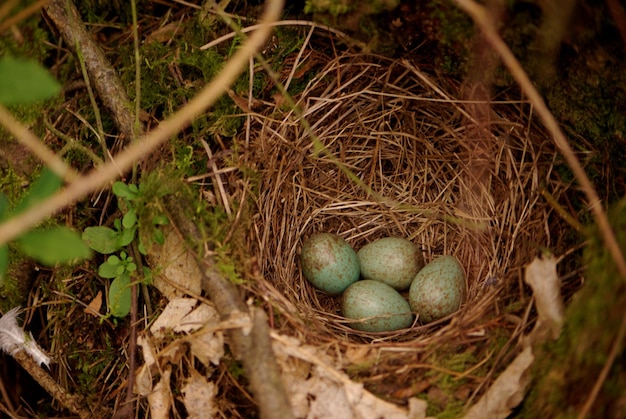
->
[409,256,466,323]
[342,280,414,332]
[301,233,360,295]
[357,237,424,290]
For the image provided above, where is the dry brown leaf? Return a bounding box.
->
[83,291,102,317]
[462,254,565,418]
[149,226,202,300]
[135,335,159,396]
[148,366,172,419]
[462,346,534,419]
[178,300,221,333]
[189,329,224,367]
[272,333,426,419]
[137,334,158,369]
[524,253,564,340]
[182,370,217,418]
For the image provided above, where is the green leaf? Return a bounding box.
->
[82,226,121,254]
[17,227,92,266]
[0,57,61,105]
[108,273,131,318]
[108,254,121,265]
[138,240,147,255]
[14,169,62,215]
[122,208,137,229]
[0,244,8,281]
[152,214,169,225]
[98,259,119,278]
[153,228,165,245]
[142,266,153,284]
[118,226,136,247]
[112,182,139,200]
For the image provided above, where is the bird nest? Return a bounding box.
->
[243,50,567,402]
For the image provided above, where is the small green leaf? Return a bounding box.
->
[142,266,153,284]
[82,226,121,254]
[107,254,121,265]
[14,169,62,215]
[122,208,137,229]
[17,227,92,266]
[152,214,169,225]
[98,260,118,278]
[112,182,139,200]
[0,57,61,105]
[116,265,125,276]
[118,226,136,247]
[108,274,131,317]
[0,244,8,281]
[138,240,147,255]
[153,228,165,245]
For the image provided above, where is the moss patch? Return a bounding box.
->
[522,200,626,418]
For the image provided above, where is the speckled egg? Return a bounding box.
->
[357,237,424,290]
[300,233,360,295]
[342,280,414,332]
[409,255,466,323]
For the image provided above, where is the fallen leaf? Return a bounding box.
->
[148,366,172,419]
[524,253,564,340]
[149,226,203,300]
[462,346,534,419]
[271,332,425,419]
[182,370,217,418]
[84,291,102,317]
[149,298,197,338]
[189,329,224,367]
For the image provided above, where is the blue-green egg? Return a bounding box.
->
[409,255,466,323]
[357,236,424,290]
[342,280,414,332]
[300,233,360,295]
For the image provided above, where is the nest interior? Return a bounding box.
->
[243,49,570,402]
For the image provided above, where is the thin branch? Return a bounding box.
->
[13,350,110,418]
[163,194,294,419]
[452,0,626,278]
[0,0,284,247]
[43,0,136,141]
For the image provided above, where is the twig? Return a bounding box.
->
[163,194,294,419]
[43,0,136,141]
[0,0,284,247]
[452,0,626,279]
[13,350,110,418]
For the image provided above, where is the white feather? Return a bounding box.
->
[0,307,25,355]
[0,307,51,368]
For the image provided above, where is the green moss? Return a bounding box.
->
[521,200,626,417]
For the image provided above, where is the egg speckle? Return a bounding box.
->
[357,237,424,290]
[409,255,466,323]
[300,233,360,295]
[342,280,414,332]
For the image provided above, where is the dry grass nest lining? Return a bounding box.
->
[246,52,564,345]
